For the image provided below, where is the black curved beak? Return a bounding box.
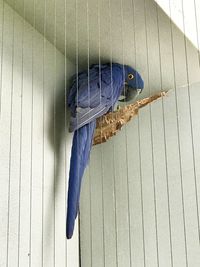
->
[119,85,142,102]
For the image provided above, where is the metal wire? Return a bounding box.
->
[29,0,36,264]
[53,0,57,264]
[108,1,118,266]
[0,0,4,118]
[17,0,25,266]
[6,1,16,266]
[85,1,93,265]
[130,0,146,265]
[64,0,68,265]
[143,0,160,266]
[119,1,132,266]
[86,1,92,265]
[42,0,46,266]
[75,2,82,265]
[97,0,106,265]
[193,0,200,68]
[137,91,146,267]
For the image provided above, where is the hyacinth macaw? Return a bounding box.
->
[66,63,144,239]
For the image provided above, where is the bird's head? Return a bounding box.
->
[119,65,144,102]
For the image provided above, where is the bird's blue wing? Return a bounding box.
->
[68,64,123,132]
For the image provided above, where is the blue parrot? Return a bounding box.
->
[66,63,144,239]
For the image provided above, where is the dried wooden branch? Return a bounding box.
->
[93,91,168,145]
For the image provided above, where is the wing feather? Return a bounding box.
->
[68,63,123,132]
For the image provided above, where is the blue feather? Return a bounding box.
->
[66,63,144,239]
[66,121,96,239]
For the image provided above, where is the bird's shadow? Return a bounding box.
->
[45,76,73,240]
[48,82,68,173]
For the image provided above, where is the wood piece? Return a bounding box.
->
[93,91,168,145]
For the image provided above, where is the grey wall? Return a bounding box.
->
[0,2,78,267]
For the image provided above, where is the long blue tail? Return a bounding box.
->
[66,120,96,239]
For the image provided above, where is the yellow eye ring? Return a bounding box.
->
[128,73,134,80]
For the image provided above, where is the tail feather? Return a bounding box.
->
[66,120,96,239]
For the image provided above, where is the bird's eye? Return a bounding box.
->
[128,73,134,80]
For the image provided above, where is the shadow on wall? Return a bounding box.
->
[0,3,79,265]
[48,76,72,189]
[46,74,74,238]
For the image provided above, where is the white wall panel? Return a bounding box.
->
[80,84,200,267]
[80,0,200,266]
[0,2,78,267]
[1,0,200,267]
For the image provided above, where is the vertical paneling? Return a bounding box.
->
[7,8,23,267]
[31,19,44,267]
[80,1,200,267]
[18,16,33,267]
[1,0,200,266]
[0,2,14,266]
[113,129,131,267]
[0,2,78,267]
[80,168,92,267]
[157,5,187,267]
[145,1,173,267]
[81,88,200,267]
[102,140,117,267]
[165,1,200,266]
[126,118,145,267]
[90,147,105,267]
[190,82,200,233]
